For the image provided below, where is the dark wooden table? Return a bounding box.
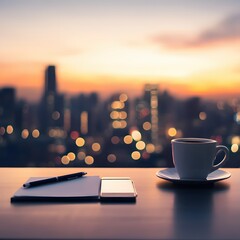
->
[0,168,238,239]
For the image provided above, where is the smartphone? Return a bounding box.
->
[100,177,137,200]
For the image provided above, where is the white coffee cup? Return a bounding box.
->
[171,138,229,180]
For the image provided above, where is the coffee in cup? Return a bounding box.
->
[171,138,229,180]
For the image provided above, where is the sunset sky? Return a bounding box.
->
[1,0,240,101]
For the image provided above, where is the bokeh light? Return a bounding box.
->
[131,130,141,141]
[85,156,94,165]
[76,137,85,147]
[131,151,141,160]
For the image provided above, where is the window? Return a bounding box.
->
[0,1,240,167]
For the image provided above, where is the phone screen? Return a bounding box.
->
[100,177,137,198]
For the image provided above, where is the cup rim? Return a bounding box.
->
[171,138,216,144]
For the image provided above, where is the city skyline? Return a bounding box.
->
[0,64,240,167]
[1,1,240,102]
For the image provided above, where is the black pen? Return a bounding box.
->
[23,172,87,188]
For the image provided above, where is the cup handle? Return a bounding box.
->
[211,145,229,172]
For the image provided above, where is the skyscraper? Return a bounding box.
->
[45,65,57,94]
[39,65,64,133]
[136,84,160,152]
[0,87,16,126]
[144,84,159,149]
[70,93,100,136]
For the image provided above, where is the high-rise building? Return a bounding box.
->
[70,93,100,136]
[39,65,65,133]
[0,87,16,127]
[136,84,160,152]
[45,65,57,94]
[144,84,159,149]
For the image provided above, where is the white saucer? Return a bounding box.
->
[156,168,231,184]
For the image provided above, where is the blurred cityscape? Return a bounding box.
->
[0,65,240,167]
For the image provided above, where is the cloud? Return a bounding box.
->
[151,12,240,49]
[197,13,240,43]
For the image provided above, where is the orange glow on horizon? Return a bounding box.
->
[1,67,240,102]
